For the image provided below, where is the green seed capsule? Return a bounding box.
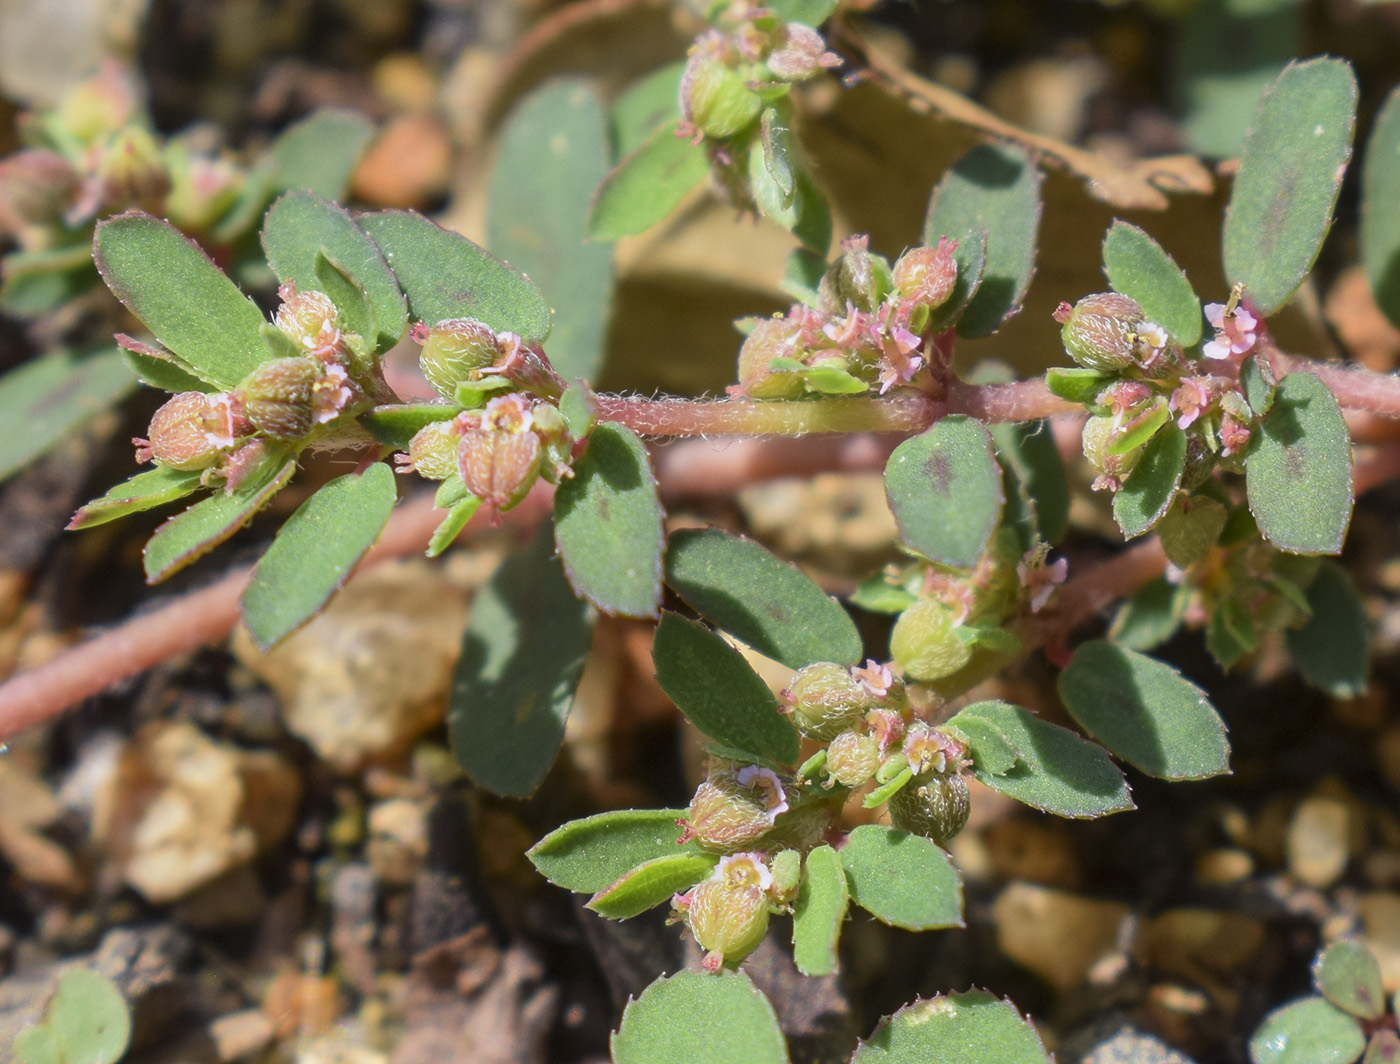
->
[890,598,973,682]
[887,772,970,845]
[1057,293,1144,373]
[786,663,876,741]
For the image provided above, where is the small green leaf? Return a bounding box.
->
[488,81,614,383]
[944,715,1021,777]
[1287,561,1369,697]
[1247,372,1353,554]
[426,495,482,558]
[528,808,701,892]
[69,465,205,530]
[781,247,827,306]
[313,251,376,347]
[14,1024,61,1064]
[1158,495,1228,569]
[0,243,98,318]
[28,969,132,1064]
[1106,403,1170,457]
[760,105,796,202]
[120,338,212,394]
[449,531,595,797]
[0,348,136,484]
[792,845,847,976]
[612,971,789,1064]
[652,612,800,765]
[665,527,861,669]
[1315,942,1385,1021]
[1046,367,1115,405]
[142,452,297,583]
[554,422,664,618]
[261,192,406,351]
[747,141,830,254]
[1362,84,1400,330]
[1058,640,1230,781]
[947,701,1134,818]
[885,415,1004,567]
[269,108,374,200]
[1113,423,1187,539]
[360,402,459,449]
[559,382,597,440]
[1102,221,1202,347]
[764,0,836,25]
[435,474,469,509]
[587,852,719,919]
[1109,577,1189,652]
[923,143,1042,338]
[991,420,1069,549]
[589,125,709,242]
[94,212,269,389]
[359,210,552,343]
[612,63,685,158]
[1223,58,1358,316]
[1249,997,1366,1064]
[1208,596,1259,669]
[241,464,398,650]
[1241,353,1277,417]
[839,825,963,931]
[849,571,917,615]
[851,991,1052,1064]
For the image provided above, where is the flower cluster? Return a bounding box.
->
[671,850,799,971]
[734,235,960,398]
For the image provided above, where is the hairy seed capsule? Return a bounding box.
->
[134,391,243,470]
[680,50,762,140]
[239,357,321,439]
[825,730,881,788]
[818,239,894,316]
[685,853,772,971]
[1057,293,1145,373]
[786,662,877,741]
[887,773,971,845]
[274,288,341,353]
[736,317,807,399]
[892,238,958,316]
[683,768,790,854]
[890,598,973,682]
[405,421,461,480]
[417,319,501,399]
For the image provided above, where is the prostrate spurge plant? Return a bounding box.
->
[37,0,1399,1057]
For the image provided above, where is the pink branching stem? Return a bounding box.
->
[1269,346,1400,420]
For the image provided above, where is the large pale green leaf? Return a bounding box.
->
[1362,85,1400,329]
[652,613,800,765]
[922,144,1042,338]
[17,970,131,1064]
[94,213,269,389]
[1223,57,1358,316]
[553,422,663,618]
[528,808,699,893]
[0,348,135,484]
[1247,372,1352,554]
[764,0,836,25]
[1315,942,1386,1021]
[69,465,204,530]
[792,844,847,976]
[885,416,1003,567]
[1113,424,1186,539]
[1249,997,1366,1064]
[947,701,1133,818]
[612,971,789,1064]
[1102,221,1202,347]
[488,81,614,384]
[359,210,552,343]
[839,825,963,931]
[665,527,860,669]
[261,192,406,351]
[1287,562,1369,697]
[240,464,398,650]
[588,126,709,242]
[449,532,595,797]
[269,108,374,200]
[1058,640,1229,780]
[851,991,1052,1064]
[142,453,297,583]
[587,852,719,919]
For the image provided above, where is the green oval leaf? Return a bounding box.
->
[943,714,1020,777]
[240,463,398,651]
[1102,221,1202,347]
[665,527,861,669]
[1287,561,1369,697]
[839,825,962,931]
[488,80,615,383]
[612,971,789,1064]
[1246,372,1353,555]
[142,452,297,583]
[990,419,1069,549]
[261,192,406,352]
[554,422,664,618]
[652,612,800,765]
[922,143,1042,339]
[946,701,1134,818]
[1250,997,1366,1064]
[792,844,848,976]
[32,969,131,1064]
[426,495,482,558]
[70,465,206,531]
[1315,942,1385,1021]
[448,531,595,797]
[588,125,710,242]
[1113,423,1187,539]
[851,991,1052,1064]
[358,210,552,343]
[94,212,269,389]
[269,108,374,200]
[1109,577,1189,652]
[587,852,719,919]
[764,0,837,25]
[885,416,1004,568]
[612,63,684,158]
[1223,58,1358,316]
[528,808,698,893]
[1362,85,1400,330]
[1058,640,1230,781]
